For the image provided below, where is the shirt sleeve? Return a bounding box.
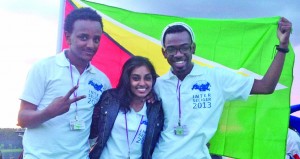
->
[216,67,254,101]
[19,61,47,106]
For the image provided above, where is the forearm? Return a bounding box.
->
[18,108,52,128]
[251,49,286,94]
[251,17,292,94]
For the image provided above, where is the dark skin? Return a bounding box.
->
[162,17,292,95]
[17,19,102,128]
[17,86,86,128]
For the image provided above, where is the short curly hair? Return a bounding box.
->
[64,7,103,33]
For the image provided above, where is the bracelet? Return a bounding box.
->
[276,45,289,53]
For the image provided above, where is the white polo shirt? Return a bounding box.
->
[100,103,148,159]
[286,128,300,159]
[153,64,254,159]
[20,50,111,159]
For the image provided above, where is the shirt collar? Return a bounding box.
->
[56,49,97,74]
[130,102,147,116]
[165,63,205,80]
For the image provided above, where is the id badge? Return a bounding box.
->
[70,120,85,131]
[174,125,188,136]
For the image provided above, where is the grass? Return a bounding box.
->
[1,149,22,153]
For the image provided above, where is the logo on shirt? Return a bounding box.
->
[136,119,148,144]
[192,80,212,109]
[88,80,104,92]
[87,79,104,105]
[191,80,211,92]
[140,120,148,125]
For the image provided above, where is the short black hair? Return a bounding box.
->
[64,7,103,33]
[162,25,193,47]
[117,56,157,113]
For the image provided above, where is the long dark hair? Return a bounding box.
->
[116,56,157,113]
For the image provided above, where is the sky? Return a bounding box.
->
[0,0,299,128]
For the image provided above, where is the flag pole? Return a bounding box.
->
[56,0,66,53]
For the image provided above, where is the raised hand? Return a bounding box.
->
[277,17,292,48]
[44,86,86,118]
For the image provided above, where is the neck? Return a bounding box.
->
[174,64,194,81]
[130,98,145,112]
[65,51,88,74]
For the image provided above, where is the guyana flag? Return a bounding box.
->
[59,0,295,158]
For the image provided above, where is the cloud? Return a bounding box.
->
[0,2,59,128]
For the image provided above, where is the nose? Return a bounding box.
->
[139,79,146,86]
[86,39,95,48]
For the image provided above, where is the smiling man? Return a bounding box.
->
[17,8,111,159]
[153,18,292,159]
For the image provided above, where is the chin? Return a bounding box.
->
[136,93,149,99]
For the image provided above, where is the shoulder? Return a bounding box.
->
[33,55,57,66]
[27,55,57,74]
[198,65,238,78]
[101,88,119,100]
[146,100,162,111]
[90,65,111,86]
[91,66,109,79]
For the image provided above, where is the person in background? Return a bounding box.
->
[89,56,164,159]
[152,17,292,159]
[286,128,300,159]
[286,104,300,159]
[17,7,111,159]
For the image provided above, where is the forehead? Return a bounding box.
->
[72,19,102,34]
[131,65,151,75]
[164,31,192,47]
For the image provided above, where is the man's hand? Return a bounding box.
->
[45,86,86,118]
[143,90,157,104]
[277,17,292,48]
[18,86,86,128]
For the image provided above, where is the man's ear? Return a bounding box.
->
[191,42,196,54]
[64,31,71,45]
[162,48,167,58]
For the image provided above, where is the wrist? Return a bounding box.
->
[278,42,289,48]
[276,45,289,54]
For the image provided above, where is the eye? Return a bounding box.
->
[78,34,88,41]
[180,45,191,52]
[131,75,140,81]
[93,36,100,43]
[165,47,176,54]
[144,74,153,81]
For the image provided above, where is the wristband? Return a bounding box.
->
[276,45,289,53]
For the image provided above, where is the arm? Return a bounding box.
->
[251,17,292,94]
[89,103,101,140]
[17,86,86,128]
[89,90,110,139]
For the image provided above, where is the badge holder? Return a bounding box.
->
[174,121,188,136]
[70,116,85,131]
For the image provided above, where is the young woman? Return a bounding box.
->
[89,56,164,159]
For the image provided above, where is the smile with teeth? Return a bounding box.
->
[175,60,184,64]
[137,88,147,92]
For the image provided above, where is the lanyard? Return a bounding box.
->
[124,113,144,159]
[69,62,87,120]
[176,79,182,126]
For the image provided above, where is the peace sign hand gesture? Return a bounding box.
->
[45,86,86,118]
